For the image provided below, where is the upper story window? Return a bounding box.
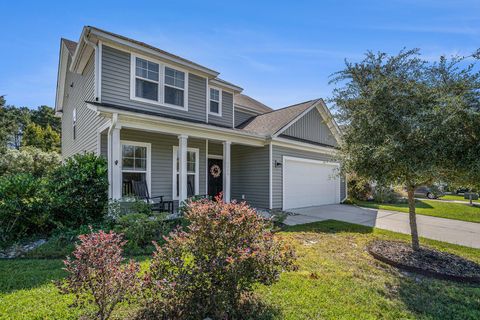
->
[209,87,222,116]
[130,54,188,110]
[164,67,185,107]
[72,108,77,139]
[135,58,159,101]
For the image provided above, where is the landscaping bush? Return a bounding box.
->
[0,146,61,177]
[48,153,108,228]
[57,229,139,320]
[141,198,296,319]
[113,212,169,255]
[0,173,50,244]
[347,174,373,201]
[373,185,398,203]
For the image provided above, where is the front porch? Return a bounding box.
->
[99,125,269,211]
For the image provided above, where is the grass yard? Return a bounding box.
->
[355,199,480,223]
[440,194,480,203]
[1,220,479,319]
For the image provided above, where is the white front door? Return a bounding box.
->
[283,157,340,209]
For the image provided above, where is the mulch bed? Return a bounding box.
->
[367,240,480,284]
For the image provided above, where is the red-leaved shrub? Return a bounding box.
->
[141,196,296,319]
[57,229,139,320]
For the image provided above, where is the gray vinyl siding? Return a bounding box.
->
[208,91,234,127]
[100,132,108,158]
[231,145,270,208]
[120,130,206,201]
[208,142,223,156]
[101,45,207,122]
[61,53,108,159]
[272,145,345,209]
[283,108,338,147]
[234,109,255,127]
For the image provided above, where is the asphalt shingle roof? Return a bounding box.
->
[234,94,272,114]
[238,99,320,136]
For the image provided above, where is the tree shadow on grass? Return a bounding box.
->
[395,274,480,320]
[0,258,66,294]
[282,219,374,234]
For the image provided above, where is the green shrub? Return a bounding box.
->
[0,173,50,243]
[48,153,108,228]
[113,212,169,255]
[373,185,398,203]
[0,146,61,177]
[347,174,373,201]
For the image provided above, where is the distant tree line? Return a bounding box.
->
[0,95,61,152]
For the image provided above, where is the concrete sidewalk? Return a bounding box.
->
[285,204,480,249]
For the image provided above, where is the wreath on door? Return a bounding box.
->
[210,164,222,178]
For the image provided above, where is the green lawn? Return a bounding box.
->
[1,221,479,319]
[355,199,480,223]
[440,194,480,203]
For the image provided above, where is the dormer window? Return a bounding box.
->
[209,87,222,116]
[135,57,159,101]
[164,67,185,107]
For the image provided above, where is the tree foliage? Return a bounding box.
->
[331,49,480,249]
[0,97,60,151]
[0,146,61,177]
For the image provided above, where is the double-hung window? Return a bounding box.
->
[164,67,185,107]
[121,141,151,196]
[209,87,221,115]
[72,108,77,140]
[173,147,199,199]
[134,57,159,101]
[131,55,187,109]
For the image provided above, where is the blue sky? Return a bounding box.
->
[1,0,479,109]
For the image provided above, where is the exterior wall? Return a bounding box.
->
[234,109,256,127]
[61,53,108,158]
[208,91,234,128]
[271,145,345,209]
[208,142,223,156]
[231,145,270,209]
[283,108,338,147]
[100,131,108,158]
[101,45,207,122]
[120,129,207,201]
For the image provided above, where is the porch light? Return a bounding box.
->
[274,160,282,168]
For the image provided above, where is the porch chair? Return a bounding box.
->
[131,180,174,214]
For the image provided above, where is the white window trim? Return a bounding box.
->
[172,146,200,200]
[208,86,222,116]
[130,52,189,111]
[120,140,152,196]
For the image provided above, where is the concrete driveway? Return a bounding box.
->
[284,204,480,249]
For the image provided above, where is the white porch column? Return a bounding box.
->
[178,135,188,203]
[223,141,231,202]
[110,126,122,200]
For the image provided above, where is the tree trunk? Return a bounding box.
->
[407,187,420,250]
[469,193,473,206]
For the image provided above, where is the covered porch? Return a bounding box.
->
[98,114,268,211]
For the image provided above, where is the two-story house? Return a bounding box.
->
[55,26,345,211]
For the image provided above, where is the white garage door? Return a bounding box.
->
[283,157,340,209]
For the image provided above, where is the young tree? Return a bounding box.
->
[331,49,480,250]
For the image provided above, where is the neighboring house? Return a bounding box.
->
[55,26,345,211]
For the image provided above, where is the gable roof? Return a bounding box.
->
[62,38,77,56]
[238,99,319,136]
[235,94,272,114]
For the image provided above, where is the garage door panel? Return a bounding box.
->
[283,158,340,209]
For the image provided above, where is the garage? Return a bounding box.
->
[283,156,340,209]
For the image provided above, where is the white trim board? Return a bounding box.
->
[172,146,200,200]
